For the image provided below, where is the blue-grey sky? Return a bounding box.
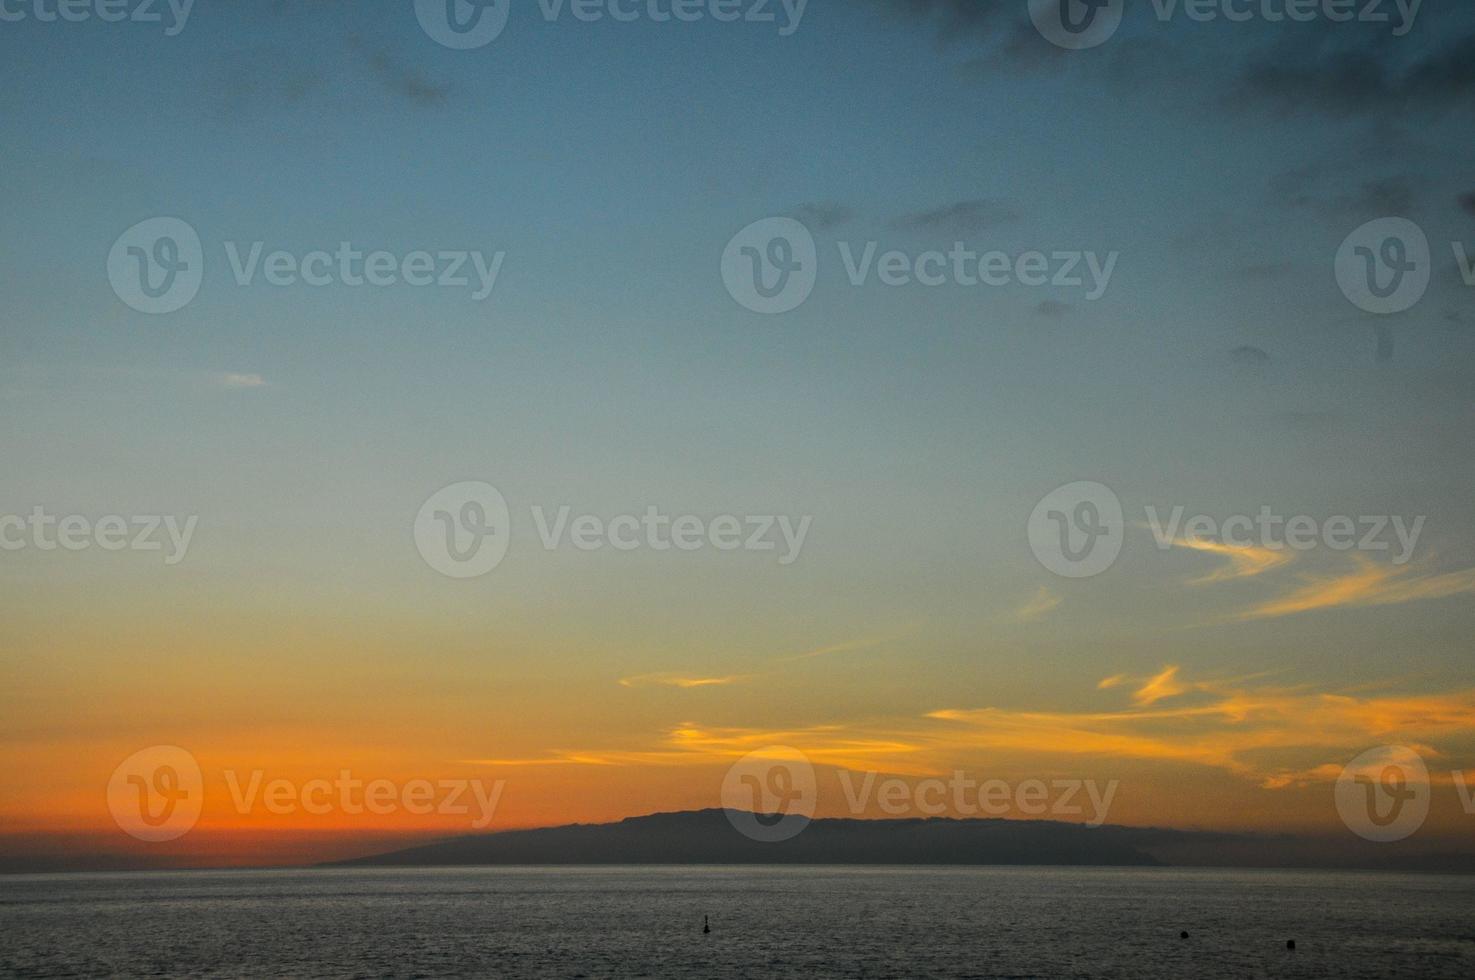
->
[3,1,1475,854]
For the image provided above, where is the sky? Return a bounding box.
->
[2,0,1475,869]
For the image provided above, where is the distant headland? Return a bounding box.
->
[328,809,1475,873]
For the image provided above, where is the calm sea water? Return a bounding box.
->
[2,866,1472,978]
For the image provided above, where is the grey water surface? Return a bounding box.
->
[2,866,1472,978]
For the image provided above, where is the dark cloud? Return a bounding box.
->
[791,203,855,231]
[212,36,453,116]
[1401,33,1475,105]
[1233,48,1396,116]
[1229,346,1272,368]
[1258,124,1435,225]
[953,10,1169,76]
[1035,300,1073,318]
[349,37,451,107]
[369,52,450,106]
[877,0,1018,40]
[891,200,1019,235]
[1269,169,1417,220]
[884,0,1475,123]
[1352,177,1418,215]
[1231,32,1475,117]
[211,47,326,117]
[993,19,1079,71]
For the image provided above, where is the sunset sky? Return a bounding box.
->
[3,1,1475,869]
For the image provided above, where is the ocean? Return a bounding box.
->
[2,866,1472,978]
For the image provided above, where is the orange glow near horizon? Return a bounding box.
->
[6,663,1475,868]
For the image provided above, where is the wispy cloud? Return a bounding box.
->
[1165,536,1295,586]
[1232,32,1475,119]
[791,202,855,231]
[347,35,451,106]
[1269,168,1417,220]
[212,373,270,389]
[780,634,897,663]
[890,199,1019,235]
[460,753,625,768]
[1014,586,1062,623]
[464,722,928,774]
[1228,345,1271,368]
[1240,557,1475,621]
[1097,666,1200,706]
[932,667,1475,787]
[618,673,748,690]
[471,668,1475,790]
[615,631,909,696]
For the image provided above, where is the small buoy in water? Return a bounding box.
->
[1180,932,1189,940]
[1287,940,1296,951]
[703,915,710,935]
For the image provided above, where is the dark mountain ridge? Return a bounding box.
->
[333,809,1205,867]
[331,809,1475,873]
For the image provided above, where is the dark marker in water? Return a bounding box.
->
[703,915,710,935]
[1180,932,1189,940]
[1287,940,1296,951]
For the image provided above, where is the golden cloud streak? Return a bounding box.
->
[617,674,749,689]
[467,669,1475,792]
[1168,536,1295,585]
[1015,586,1062,623]
[464,723,931,775]
[931,671,1475,786]
[1239,557,1475,620]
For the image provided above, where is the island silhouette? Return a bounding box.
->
[327,809,1475,873]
